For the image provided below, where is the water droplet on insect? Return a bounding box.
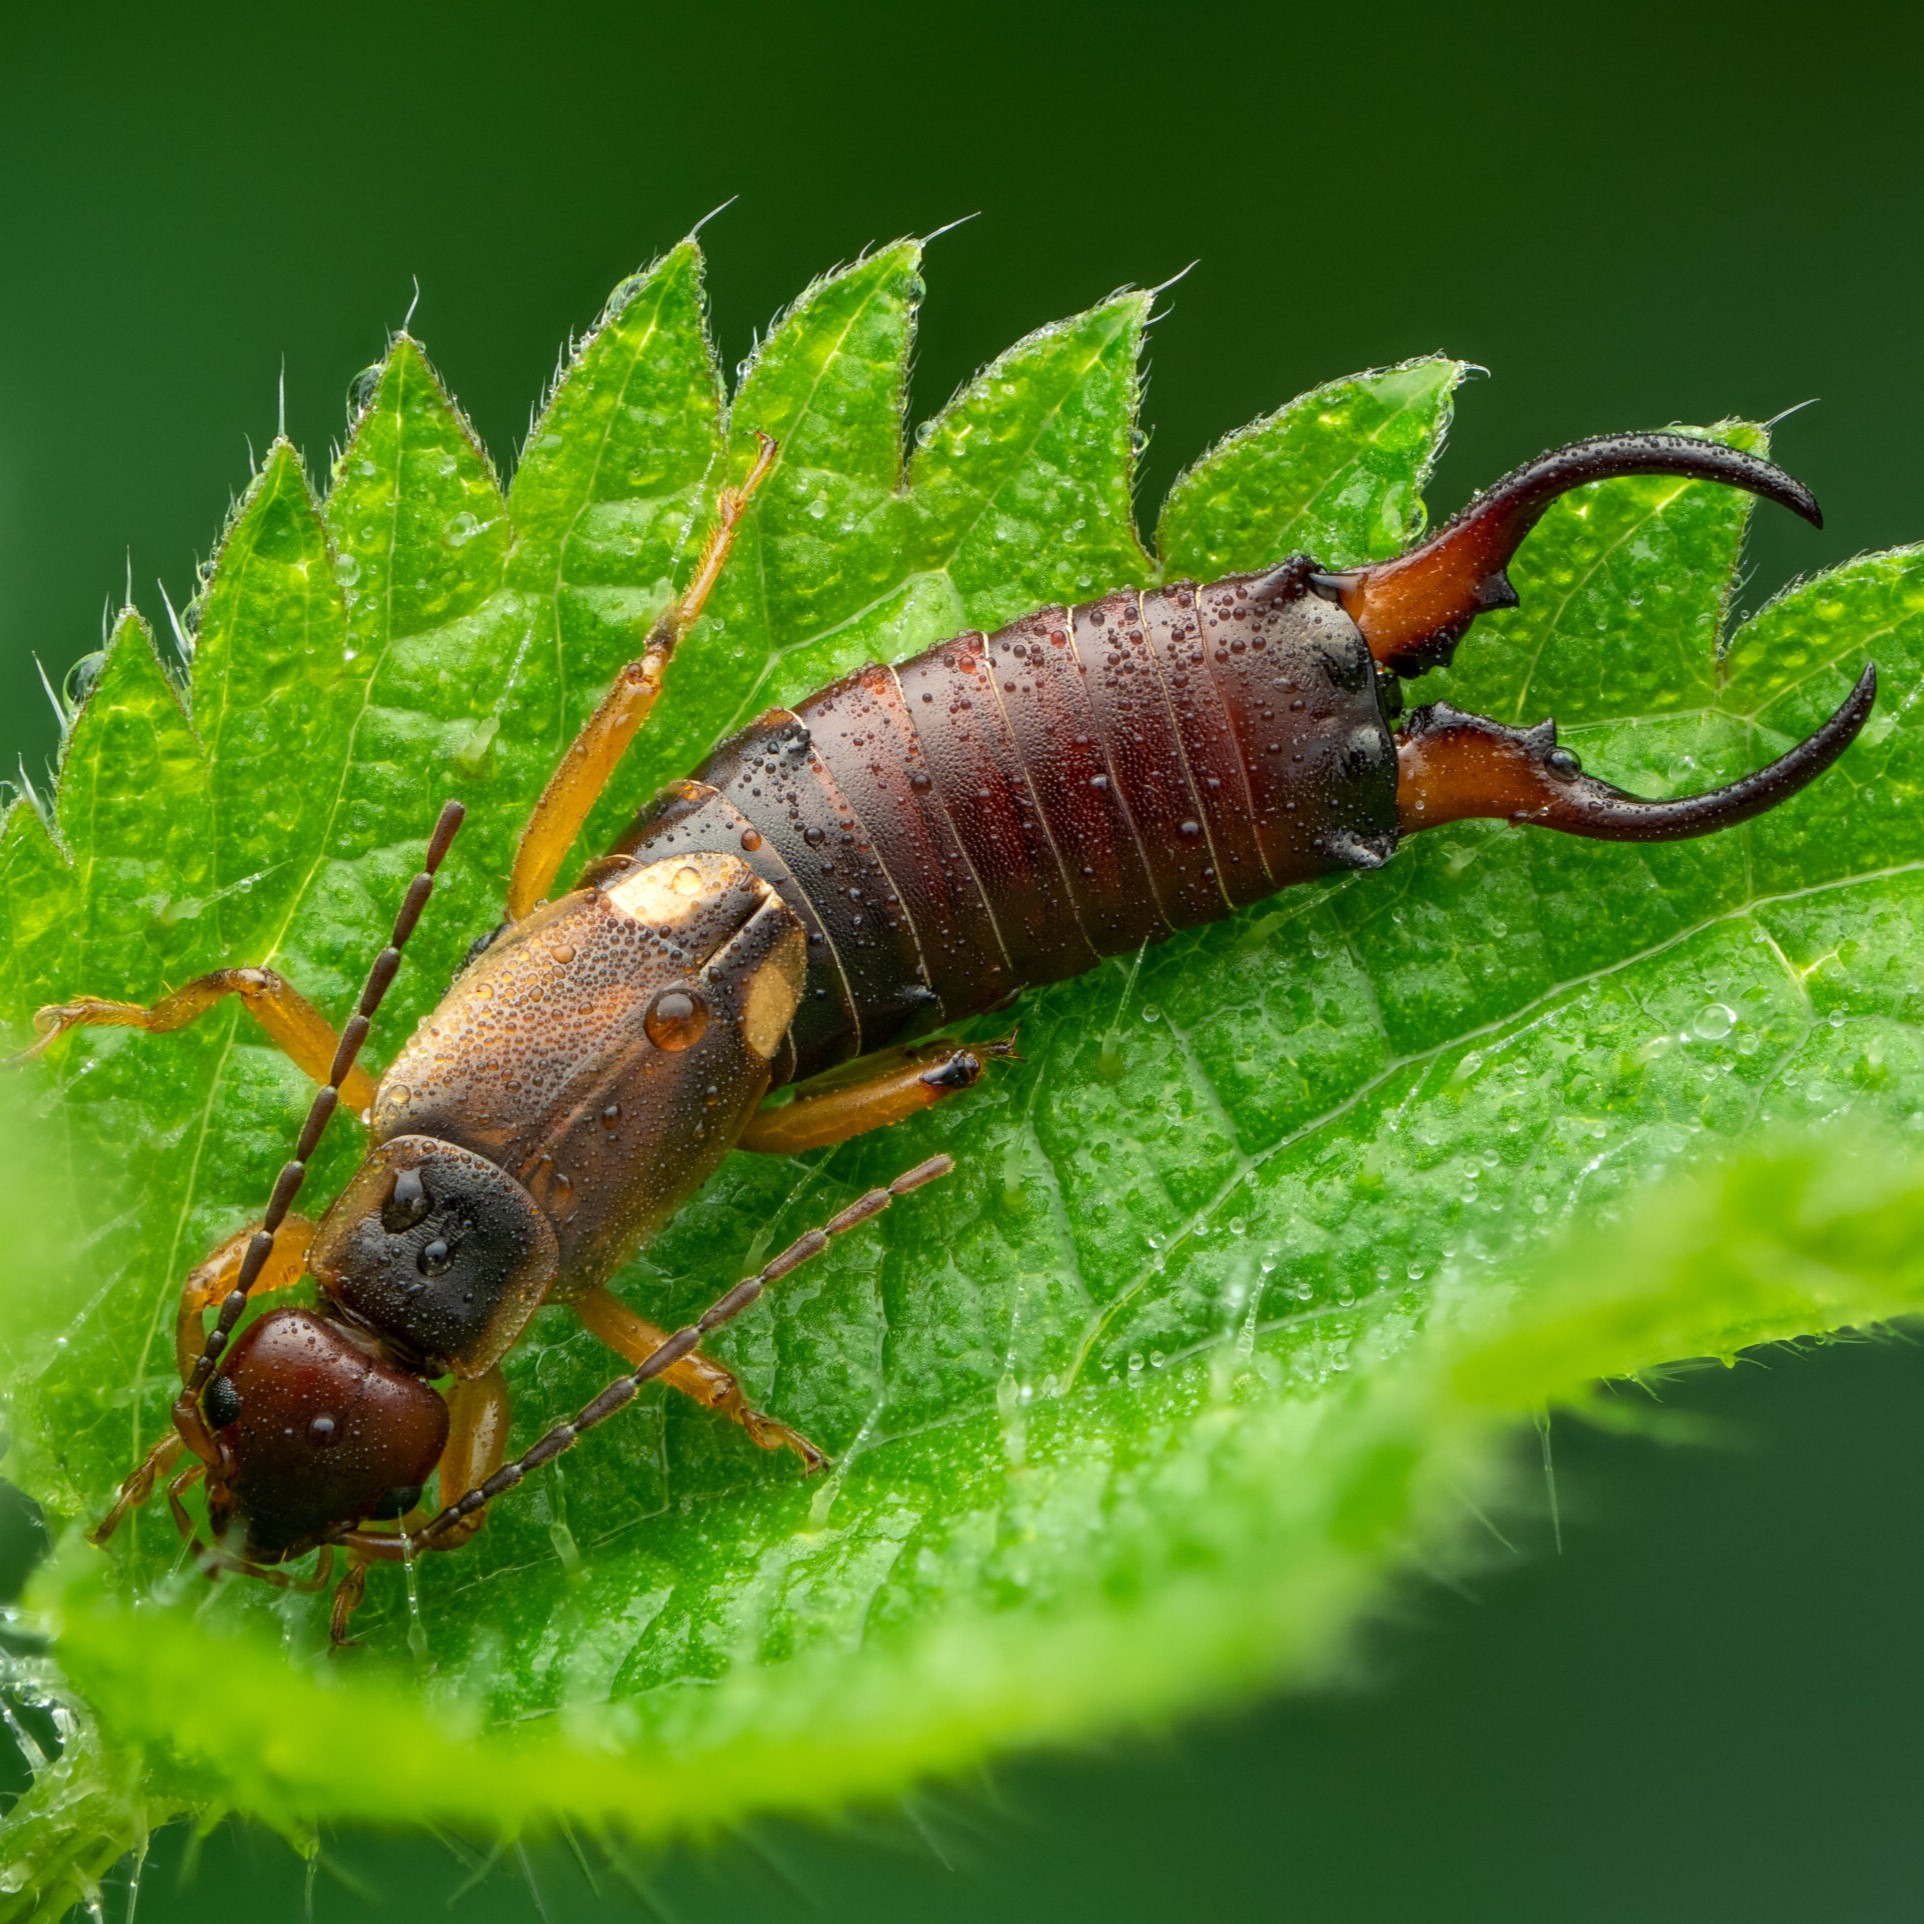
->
[1693,1002,1735,1040]
[910,769,932,792]
[601,1102,622,1130]
[739,828,763,852]
[306,1413,339,1448]
[672,864,704,895]
[804,826,825,848]
[645,986,708,1051]
[1179,819,1201,839]
[549,942,576,964]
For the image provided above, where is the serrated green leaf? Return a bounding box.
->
[1158,354,1464,576]
[0,238,1919,1878]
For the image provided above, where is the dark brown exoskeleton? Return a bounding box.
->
[34,429,1874,1641]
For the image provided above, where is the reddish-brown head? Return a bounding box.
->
[201,1308,449,1562]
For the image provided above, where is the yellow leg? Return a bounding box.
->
[573,1283,826,1471]
[739,1036,1016,1157]
[330,1369,511,1644]
[507,433,781,919]
[23,968,378,1116]
[173,1216,317,1379]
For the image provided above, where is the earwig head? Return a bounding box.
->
[202,1308,449,1562]
[309,1136,559,1378]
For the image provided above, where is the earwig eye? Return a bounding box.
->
[204,1374,242,1428]
[417,1238,454,1277]
[383,1166,432,1233]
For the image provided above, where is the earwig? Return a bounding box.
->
[32,426,1874,1642]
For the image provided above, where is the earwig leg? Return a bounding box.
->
[407,1155,954,1551]
[738,1035,1018,1157]
[507,433,781,919]
[173,1216,317,1380]
[574,1285,826,1472]
[165,1462,206,1547]
[414,1367,513,1549]
[291,1545,335,1595]
[324,1371,515,1640]
[329,1559,368,1645]
[87,1430,185,1546]
[19,968,379,1116]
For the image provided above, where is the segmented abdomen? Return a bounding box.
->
[617,571,1398,1081]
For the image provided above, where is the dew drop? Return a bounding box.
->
[62,651,105,709]
[333,552,361,586]
[1692,1002,1736,1041]
[444,510,481,546]
[645,986,709,1052]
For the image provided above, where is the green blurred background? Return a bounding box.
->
[4,1,1924,1916]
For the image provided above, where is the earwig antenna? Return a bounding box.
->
[405,1153,954,1548]
[179,799,465,1402]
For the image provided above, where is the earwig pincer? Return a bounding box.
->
[30,427,1874,1641]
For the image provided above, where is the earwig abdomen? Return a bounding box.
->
[617,570,1400,1079]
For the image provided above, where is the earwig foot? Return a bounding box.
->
[740,1408,829,1474]
[329,1562,368,1647]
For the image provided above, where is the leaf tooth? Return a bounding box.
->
[513,238,722,512]
[909,286,1155,626]
[725,239,924,487]
[1157,356,1466,582]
